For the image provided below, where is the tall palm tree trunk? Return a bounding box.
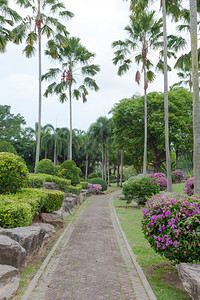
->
[117,150,120,187]
[69,84,72,160]
[107,141,110,186]
[102,146,104,180]
[85,153,88,181]
[120,150,124,187]
[34,0,42,173]
[190,0,200,194]
[54,134,57,166]
[104,143,107,182]
[143,66,147,177]
[162,0,172,192]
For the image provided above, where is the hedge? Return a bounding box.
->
[0,188,65,228]
[28,173,71,192]
[88,178,107,191]
[80,181,88,189]
[37,159,55,175]
[66,185,82,195]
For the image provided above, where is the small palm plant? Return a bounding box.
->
[42,36,100,160]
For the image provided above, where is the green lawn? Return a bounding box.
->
[172,182,185,194]
[114,197,191,300]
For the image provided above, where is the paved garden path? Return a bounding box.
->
[22,191,156,300]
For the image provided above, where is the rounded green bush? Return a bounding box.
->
[37,159,55,175]
[0,141,17,154]
[88,172,101,179]
[0,152,29,194]
[58,160,81,186]
[88,178,107,191]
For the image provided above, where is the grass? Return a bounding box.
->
[114,197,191,300]
[172,182,185,194]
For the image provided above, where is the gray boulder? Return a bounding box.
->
[117,195,125,200]
[31,223,56,244]
[0,235,26,270]
[40,212,64,228]
[86,188,96,196]
[0,226,46,259]
[61,202,74,215]
[0,265,20,300]
[176,263,200,300]
[43,182,60,191]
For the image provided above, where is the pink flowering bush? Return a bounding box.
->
[184,177,194,196]
[123,177,160,204]
[149,173,167,191]
[88,183,102,194]
[142,193,200,263]
[172,169,184,183]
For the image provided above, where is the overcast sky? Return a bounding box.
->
[1,0,190,132]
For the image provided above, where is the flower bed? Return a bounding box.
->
[172,169,184,183]
[88,183,102,194]
[184,177,194,196]
[149,173,167,191]
[142,193,200,263]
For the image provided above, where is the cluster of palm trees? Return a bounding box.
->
[113,0,200,193]
[0,0,100,173]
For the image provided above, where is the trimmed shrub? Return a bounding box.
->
[184,177,194,196]
[80,181,88,189]
[172,169,184,183]
[58,160,81,185]
[28,173,71,192]
[37,159,55,175]
[142,194,200,263]
[0,141,17,154]
[0,152,29,194]
[88,172,101,179]
[0,188,65,228]
[127,173,145,182]
[123,177,160,204]
[88,178,107,191]
[66,185,82,195]
[149,173,167,191]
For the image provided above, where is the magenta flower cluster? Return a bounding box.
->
[172,169,184,183]
[88,183,102,194]
[149,173,167,191]
[184,177,194,196]
[142,193,200,263]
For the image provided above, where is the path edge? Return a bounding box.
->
[110,196,157,300]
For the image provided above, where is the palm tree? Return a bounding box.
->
[12,0,73,172]
[189,0,200,195]
[112,11,162,177]
[0,0,21,52]
[42,36,100,160]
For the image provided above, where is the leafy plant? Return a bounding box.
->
[88,178,107,191]
[172,169,184,183]
[88,183,102,194]
[0,152,29,194]
[37,159,55,175]
[58,160,81,185]
[88,172,101,179]
[28,173,71,192]
[149,173,167,191]
[184,177,194,196]
[0,141,17,154]
[123,177,160,204]
[142,194,200,263]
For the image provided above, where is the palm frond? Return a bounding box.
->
[81,64,100,76]
[43,82,57,97]
[84,77,99,91]
[42,68,61,81]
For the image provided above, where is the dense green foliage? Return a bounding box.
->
[28,173,71,192]
[0,152,29,194]
[37,159,55,175]
[0,188,65,228]
[88,178,107,191]
[123,177,160,204]
[88,172,101,179]
[58,160,81,185]
[0,141,17,154]
[66,185,82,195]
[80,181,88,189]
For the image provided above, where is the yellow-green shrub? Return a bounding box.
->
[80,181,88,189]
[28,173,71,192]
[66,185,82,195]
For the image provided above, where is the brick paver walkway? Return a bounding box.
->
[24,192,154,300]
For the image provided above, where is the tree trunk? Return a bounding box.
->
[104,143,107,182]
[85,153,88,181]
[162,0,172,192]
[69,83,72,160]
[190,0,200,195]
[34,0,42,173]
[102,146,104,180]
[175,148,178,169]
[120,150,124,187]
[107,142,110,186]
[54,134,57,166]
[117,150,120,187]
[143,65,147,177]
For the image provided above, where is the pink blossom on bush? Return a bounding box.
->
[149,173,167,191]
[88,183,102,194]
[184,177,194,196]
[172,169,184,183]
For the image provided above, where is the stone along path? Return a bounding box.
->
[22,191,156,300]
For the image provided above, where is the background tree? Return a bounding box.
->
[42,36,100,160]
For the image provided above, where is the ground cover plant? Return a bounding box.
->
[123,177,160,204]
[142,194,200,263]
[184,177,194,196]
[114,197,190,300]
